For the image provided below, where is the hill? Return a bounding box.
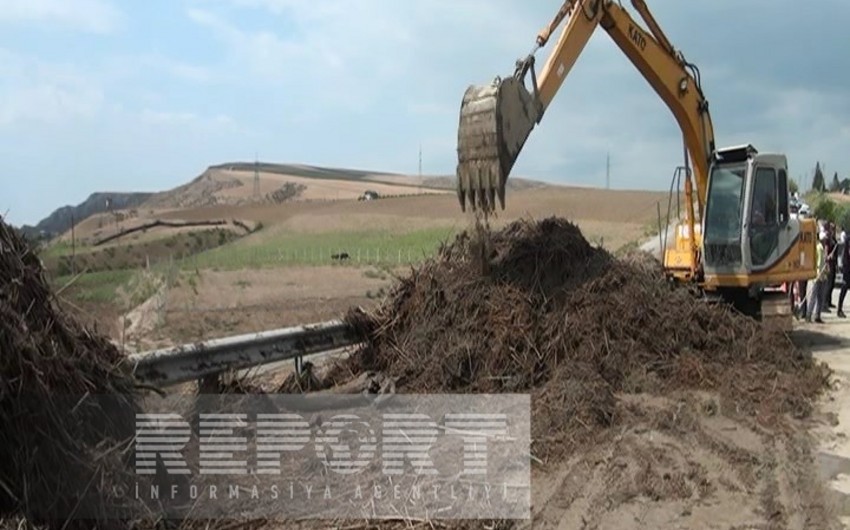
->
[206,162,548,189]
[20,192,153,239]
[140,162,548,211]
[26,162,553,241]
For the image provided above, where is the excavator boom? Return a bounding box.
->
[457,0,713,221]
[455,0,818,318]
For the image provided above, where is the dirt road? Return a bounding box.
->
[806,306,850,529]
[515,303,850,530]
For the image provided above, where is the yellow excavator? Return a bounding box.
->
[456,0,818,319]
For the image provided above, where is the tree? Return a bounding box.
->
[831,172,842,192]
[812,162,825,192]
[839,204,850,231]
[788,177,799,194]
[813,196,838,223]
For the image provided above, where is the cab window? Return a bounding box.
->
[749,166,780,267]
[750,167,777,226]
[777,168,789,224]
[704,164,746,243]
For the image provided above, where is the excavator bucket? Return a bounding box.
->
[456,76,541,213]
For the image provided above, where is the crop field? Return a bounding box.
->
[181,226,458,270]
[50,269,135,303]
[38,184,674,350]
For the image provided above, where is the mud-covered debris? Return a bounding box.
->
[343,217,830,457]
[0,219,141,528]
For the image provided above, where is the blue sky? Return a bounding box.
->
[1,0,849,226]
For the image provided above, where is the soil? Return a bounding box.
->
[805,314,850,528]
[159,216,843,529]
[293,217,838,529]
[215,169,450,202]
[157,186,668,250]
[526,392,832,530]
[153,266,394,345]
[141,168,450,211]
[120,274,168,352]
[15,209,849,529]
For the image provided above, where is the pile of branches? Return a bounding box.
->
[0,218,142,528]
[344,217,830,456]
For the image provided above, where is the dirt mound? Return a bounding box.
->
[344,217,830,458]
[0,220,141,527]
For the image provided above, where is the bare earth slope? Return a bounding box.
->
[139,163,547,210]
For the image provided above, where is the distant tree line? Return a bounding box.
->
[797,162,850,228]
[810,161,850,194]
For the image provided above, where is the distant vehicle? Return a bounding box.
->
[359,190,380,201]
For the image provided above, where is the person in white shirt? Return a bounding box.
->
[839,228,850,318]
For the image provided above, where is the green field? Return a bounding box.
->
[40,240,91,259]
[42,227,461,305]
[180,227,460,270]
[50,269,135,303]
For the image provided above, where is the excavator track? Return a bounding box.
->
[760,291,793,332]
[702,289,793,330]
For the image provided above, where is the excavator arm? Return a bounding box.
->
[456,0,716,228]
[457,0,818,320]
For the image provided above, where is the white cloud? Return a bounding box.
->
[186,8,308,81]
[0,83,102,126]
[0,0,123,33]
[140,55,215,84]
[185,0,542,114]
[140,109,198,125]
[181,0,706,180]
[139,108,238,129]
[0,46,229,129]
[0,48,104,126]
[4,0,850,226]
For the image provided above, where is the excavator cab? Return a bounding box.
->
[700,145,816,302]
[662,144,816,318]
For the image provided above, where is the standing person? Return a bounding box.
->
[795,276,808,320]
[821,222,836,313]
[787,280,795,316]
[797,218,825,320]
[807,230,827,324]
[839,227,850,318]
[828,222,839,307]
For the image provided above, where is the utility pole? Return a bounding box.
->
[253,152,260,199]
[70,211,76,275]
[418,144,423,178]
[606,152,611,189]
